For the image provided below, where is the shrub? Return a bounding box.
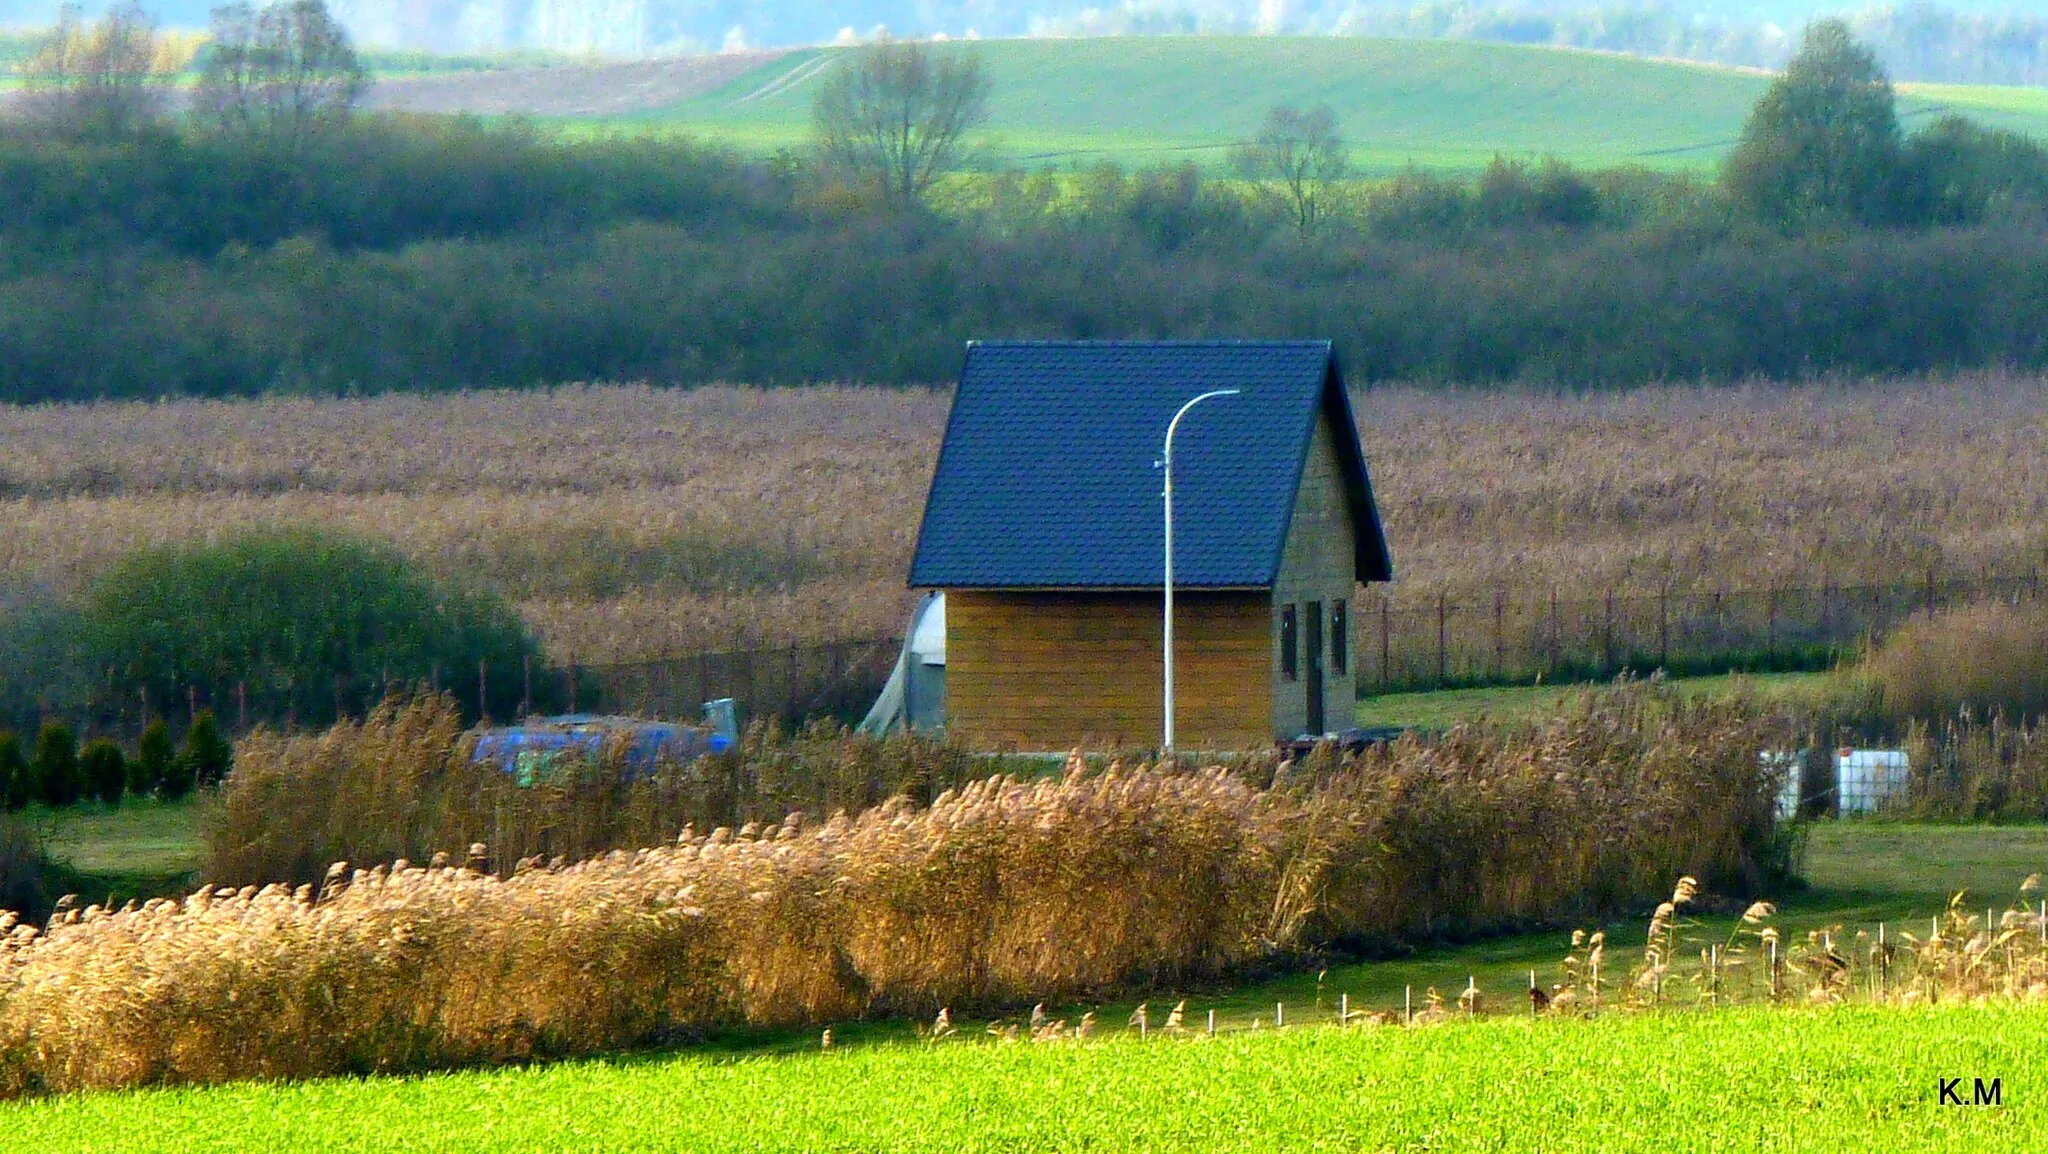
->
[84,527,544,727]
[129,720,171,798]
[1864,601,2048,725]
[0,817,45,920]
[30,723,79,808]
[80,740,125,808]
[1894,712,2048,821]
[0,733,25,812]
[179,712,232,790]
[157,745,195,802]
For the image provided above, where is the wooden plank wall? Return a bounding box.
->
[947,590,1272,750]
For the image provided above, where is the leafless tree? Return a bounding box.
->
[19,2,169,141]
[812,39,990,204]
[192,0,365,154]
[1230,104,1351,235]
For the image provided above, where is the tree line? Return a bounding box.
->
[3,11,2048,397]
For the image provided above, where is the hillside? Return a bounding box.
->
[371,36,2048,172]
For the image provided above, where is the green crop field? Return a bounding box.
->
[4,1004,2037,1151]
[600,37,2048,172]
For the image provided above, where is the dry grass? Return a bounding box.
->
[1,377,2044,661]
[202,696,988,887]
[1865,601,2048,724]
[1545,877,2048,1014]
[0,680,1783,1097]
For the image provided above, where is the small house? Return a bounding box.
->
[907,340,1392,750]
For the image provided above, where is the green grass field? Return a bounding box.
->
[4,1004,2037,1151]
[25,798,203,908]
[604,37,2048,172]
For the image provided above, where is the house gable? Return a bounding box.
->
[909,341,1390,590]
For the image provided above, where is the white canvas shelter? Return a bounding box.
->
[857,592,947,735]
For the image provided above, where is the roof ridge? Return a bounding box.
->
[967,338,1332,348]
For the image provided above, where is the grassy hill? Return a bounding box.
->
[606,36,2048,173]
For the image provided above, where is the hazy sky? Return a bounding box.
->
[3,1,2042,46]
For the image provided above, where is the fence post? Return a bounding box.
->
[1549,586,1560,675]
[1602,589,1615,674]
[1435,592,1448,687]
[1658,584,1669,670]
[1378,596,1390,692]
[478,659,488,723]
[1766,584,1777,657]
[1492,587,1505,681]
[237,681,247,731]
[569,655,579,714]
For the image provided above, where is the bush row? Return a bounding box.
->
[4,86,2048,399]
[15,213,2048,399]
[0,715,229,812]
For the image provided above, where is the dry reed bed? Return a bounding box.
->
[0,685,1781,1097]
[4,378,2046,659]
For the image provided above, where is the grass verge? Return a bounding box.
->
[2,1003,2035,1151]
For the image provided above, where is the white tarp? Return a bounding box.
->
[857,592,946,736]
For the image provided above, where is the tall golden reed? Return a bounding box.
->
[0,681,1782,1098]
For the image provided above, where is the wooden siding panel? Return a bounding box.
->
[948,590,1271,750]
[1271,409,1359,735]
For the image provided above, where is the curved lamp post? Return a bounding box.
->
[1159,388,1240,753]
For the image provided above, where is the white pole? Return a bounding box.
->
[1160,388,1241,753]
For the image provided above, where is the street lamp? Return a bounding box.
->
[1159,388,1240,753]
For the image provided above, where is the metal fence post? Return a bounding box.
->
[1549,586,1560,675]
[1658,584,1669,669]
[1492,587,1505,680]
[1766,584,1777,657]
[1379,596,1390,692]
[1435,592,1448,686]
[1602,589,1615,674]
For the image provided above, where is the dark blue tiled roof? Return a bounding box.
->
[909,341,1392,589]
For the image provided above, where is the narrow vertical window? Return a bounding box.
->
[1281,604,1298,682]
[1332,600,1349,675]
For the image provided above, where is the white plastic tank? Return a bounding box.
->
[1836,748,1909,815]
[1761,751,1803,820]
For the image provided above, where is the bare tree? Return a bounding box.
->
[193,0,365,154]
[812,40,990,204]
[1230,104,1351,235]
[20,2,169,141]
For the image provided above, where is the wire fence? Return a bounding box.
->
[12,565,2047,748]
[22,636,903,750]
[1364,568,2045,694]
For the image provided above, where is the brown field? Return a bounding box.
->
[361,52,788,117]
[0,377,2044,663]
